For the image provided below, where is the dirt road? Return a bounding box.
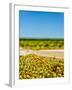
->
[19,49,64,58]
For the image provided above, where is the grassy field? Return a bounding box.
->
[19,54,64,79]
[19,38,64,50]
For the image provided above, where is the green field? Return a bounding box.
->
[19,38,64,50]
[19,54,64,79]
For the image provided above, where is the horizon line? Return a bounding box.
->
[19,37,64,39]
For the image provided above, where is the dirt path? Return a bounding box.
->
[19,49,64,58]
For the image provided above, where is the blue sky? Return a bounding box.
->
[19,10,64,39]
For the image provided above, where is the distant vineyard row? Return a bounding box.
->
[19,38,64,50]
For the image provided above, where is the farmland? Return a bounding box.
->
[19,38,64,79]
[19,38,64,50]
